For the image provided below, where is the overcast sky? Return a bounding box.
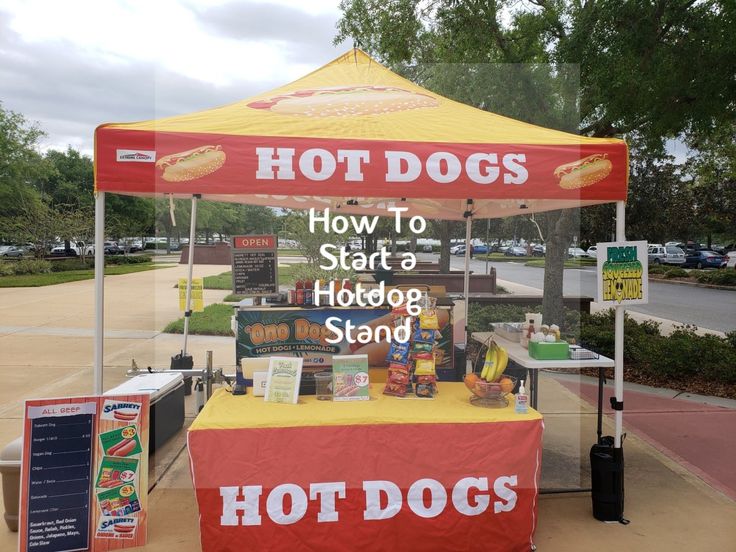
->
[0,0,346,154]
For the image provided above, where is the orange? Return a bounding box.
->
[500,377,514,394]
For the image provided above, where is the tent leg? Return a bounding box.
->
[614,200,626,448]
[183,195,199,356]
[94,191,105,394]
[463,201,473,373]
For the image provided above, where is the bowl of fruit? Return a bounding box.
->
[464,373,516,407]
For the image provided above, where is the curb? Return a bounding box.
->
[647,277,735,291]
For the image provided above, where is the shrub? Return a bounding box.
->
[288,263,356,286]
[695,270,736,286]
[2,259,51,276]
[51,259,91,272]
[105,254,153,265]
[468,304,581,336]
[0,262,15,276]
[648,265,666,275]
[664,267,688,279]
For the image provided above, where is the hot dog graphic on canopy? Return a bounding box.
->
[247,85,439,117]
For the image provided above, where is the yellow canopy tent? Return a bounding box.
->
[94,49,628,448]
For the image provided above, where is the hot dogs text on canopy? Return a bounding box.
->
[255,147,528,185]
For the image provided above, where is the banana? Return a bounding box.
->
[493,345,509,381]
[483,343,499,382]
[480,346,494,380]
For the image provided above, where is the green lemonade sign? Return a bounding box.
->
[597,241,648,306]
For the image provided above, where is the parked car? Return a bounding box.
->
[530,244,546,257]
[50,242,94,257]
[725,251,736,269]
[568,247,590,258]
[504,246,527,257]
[648,245,685,265]
[104,241,123,255]
[586,246,598,258]
[684,250,726,269]
[126,240,143,253]
[2,246,28,258]
[0,246,12,255]
[450,244,466,255]
[422,244,433,253]
[473,244,489,255]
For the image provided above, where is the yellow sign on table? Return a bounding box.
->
[179,278,204,312]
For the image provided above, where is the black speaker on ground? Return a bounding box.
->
[590,436,625,522]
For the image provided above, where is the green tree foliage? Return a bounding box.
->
[0,103,47,219]
[336,0,736,321]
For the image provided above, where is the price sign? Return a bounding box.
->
[231,235,279,296]
[24,402,96,552]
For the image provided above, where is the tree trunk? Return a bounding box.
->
[391,232,397,255]
[166,234,171,255]
[542,210,574,326]
[439,221,452,273]
[410,235,417,253]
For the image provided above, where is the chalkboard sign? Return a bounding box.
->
[25,402,96,552]
[231,235,278,296]
[19,395,151,552]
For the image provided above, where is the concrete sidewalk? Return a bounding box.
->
[554,373,736,501]
[1,267,735,551]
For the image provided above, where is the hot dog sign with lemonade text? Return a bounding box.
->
[18,394,150,552]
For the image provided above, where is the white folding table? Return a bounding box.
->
[471,332,614,409]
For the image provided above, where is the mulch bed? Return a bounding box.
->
[565,366,736,401]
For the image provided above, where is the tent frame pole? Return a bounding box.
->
[94,191,105,394]
[183,194,200,356]
[463,200,473,373]
[614,200,626,448]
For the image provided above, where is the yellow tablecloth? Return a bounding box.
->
[190,382,542,431]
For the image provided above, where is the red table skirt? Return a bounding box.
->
[189,419,543,551]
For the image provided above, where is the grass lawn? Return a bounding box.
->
[203,263,304,290]
[277,249,305,257]
[525,259,597,268]
[163,303,234,336]
[475,253,537,262]
[0,263,175,287]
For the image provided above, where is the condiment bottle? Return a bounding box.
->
[304,279,314,306]
[295,279,304,305]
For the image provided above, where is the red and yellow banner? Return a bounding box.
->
[95,49,628,208]
[188,385,543,551]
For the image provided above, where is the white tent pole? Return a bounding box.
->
[463,201,473,373]
[94,191,105,394]
[614,200,626,448]
[183,194,199,356]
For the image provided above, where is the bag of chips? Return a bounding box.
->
[386,341,410,365]
[414,357,436,376]
[383,381,407,397]
[419,309,440,330]
[413,327,435,344]
[412,341,433,355]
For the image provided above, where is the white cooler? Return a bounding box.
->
[105,372,185,452]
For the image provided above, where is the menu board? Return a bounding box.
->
[25,402,96,552]
[19,395,150,552]
[231,235,278,296]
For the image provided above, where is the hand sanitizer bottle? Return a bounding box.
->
[515,380,529,414]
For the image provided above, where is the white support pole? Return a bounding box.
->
[94,192,105,394]
[463,201,473,373]
[182,195,199,356]
[614,200,626,447]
